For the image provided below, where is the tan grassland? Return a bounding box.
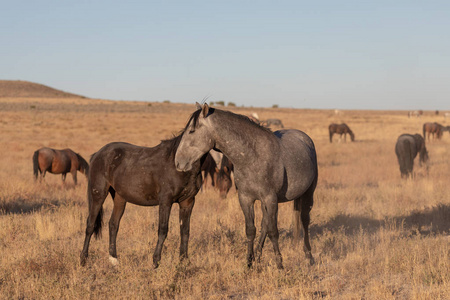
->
[0,97,449,299]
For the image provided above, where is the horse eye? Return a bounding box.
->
[189,129,195,134]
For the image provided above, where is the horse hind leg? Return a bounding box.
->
[294,193,315,265]
[255,203,268,263]
[108,192,126,266]
[262,194,283,269]
[80,177,110,266]
[238,193,257,268]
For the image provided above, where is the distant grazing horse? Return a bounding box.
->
[395,134,428,178]
[80,135,206,268]
[263,118,284,128]
[408,110,423,118]
[200,152,217,190]
[33,147,89,185]
[328,123,355,143]
[423,122,444,141]
[175,103,318,269]
[215,155,234,199]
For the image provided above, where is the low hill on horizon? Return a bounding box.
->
[0,80,86,98]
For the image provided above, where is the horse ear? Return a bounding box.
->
[196,102,202,110]
[201,103,210,118]
[215,167,219,173]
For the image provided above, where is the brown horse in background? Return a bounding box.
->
[329,123,355,143]
[423,122,443,141]
[200,152,217,191]
[33,147,89,185]
[215,155,234,199]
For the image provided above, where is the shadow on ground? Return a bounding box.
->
[309,204,450,236]
[0,196,66,215]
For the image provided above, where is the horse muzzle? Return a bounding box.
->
[175,160,192,172]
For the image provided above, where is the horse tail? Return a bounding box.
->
[93,206,103,239]
[33,150,40,179]
[86,178,104,239]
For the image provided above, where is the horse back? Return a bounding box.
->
[90,142,202,206]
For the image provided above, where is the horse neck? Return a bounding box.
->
[210,112,277,166]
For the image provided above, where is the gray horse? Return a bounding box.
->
[175,103,318,269]
[395,134,428,178]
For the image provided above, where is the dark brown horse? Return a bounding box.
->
[33,147,89,185]
[395,134,428,178]
[329,123,355,143]
[200,152,217,191]
[215,155,234,199]
[423,122,443,141]
[80,135,206,268]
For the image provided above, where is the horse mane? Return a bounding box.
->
[162,134,183,159]
[186,106,273,135]
[184,108,203,132]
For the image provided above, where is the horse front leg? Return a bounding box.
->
[238,193,256,267]
[262,194,283,269]
[178,197,195,262]
[108,195,127,266]
[71,170,78,185]
[255,203,268,263]
[153,200,173,268]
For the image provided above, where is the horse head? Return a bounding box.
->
[175,103,215,172]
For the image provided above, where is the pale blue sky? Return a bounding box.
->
[1,1,449,109]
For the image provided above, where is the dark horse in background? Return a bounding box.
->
[33,147,89,185]
[423,122,443,141]
[80,135,207,268]
[175,103,318,269]
[215,155,234,199]
[395,134,428,178]
[200,152,217,191]
[329,123,355,143]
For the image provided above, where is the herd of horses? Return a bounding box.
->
[31,105,448,270]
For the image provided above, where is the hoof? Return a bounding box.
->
[109,256,119,266]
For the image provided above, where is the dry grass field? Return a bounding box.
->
[0,97,449,299]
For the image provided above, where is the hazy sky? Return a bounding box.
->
[2,1,449,110]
